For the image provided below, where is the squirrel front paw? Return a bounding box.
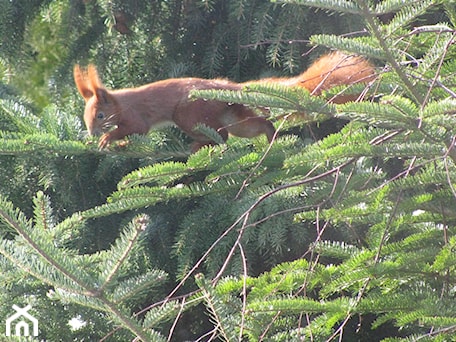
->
[98,133,112,149]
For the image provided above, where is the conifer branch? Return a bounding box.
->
[196,274,237,342]
[98,215,148,294]
[354,0,424,104]
[0,200,98,296]
[96,293,158,342]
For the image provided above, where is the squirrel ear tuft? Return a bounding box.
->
[87,64,106,92]
[74,64,108,102]
[74,64,94,100]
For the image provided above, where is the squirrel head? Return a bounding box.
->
[74,64,119,136]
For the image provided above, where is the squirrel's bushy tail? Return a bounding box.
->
[253,51,376,103]
[293,51,376,103]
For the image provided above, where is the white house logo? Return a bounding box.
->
[5,304,38,337]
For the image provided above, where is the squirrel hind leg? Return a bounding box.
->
[223,105,275,142]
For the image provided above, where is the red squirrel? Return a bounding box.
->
[74,51,374,150]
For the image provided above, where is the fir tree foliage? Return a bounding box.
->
[185,0,456,340]
[0,191,174,341]
[1,0,456,341]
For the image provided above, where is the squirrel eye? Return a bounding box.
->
[96,112,105,120]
